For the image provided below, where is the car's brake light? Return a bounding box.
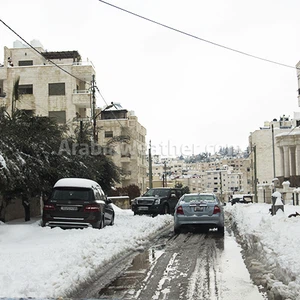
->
[176,206,184,215]
[84,204,100,212]
[213,205,221,214]
[43,204,55,210]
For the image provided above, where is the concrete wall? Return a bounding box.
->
[0,196,41,222]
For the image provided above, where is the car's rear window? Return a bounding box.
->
[51,188,92,201]
[144,189,169,197]
[183,194,216,202]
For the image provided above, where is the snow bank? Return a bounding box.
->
[226,203,300,299]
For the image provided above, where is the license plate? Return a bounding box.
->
[138,206,149,211]
[195,206,204,212]
[61,206,77,211]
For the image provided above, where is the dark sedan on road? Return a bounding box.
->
[174,193,225,234]
[231,194,253,205]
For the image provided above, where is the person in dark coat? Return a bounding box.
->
[22,193,30,221]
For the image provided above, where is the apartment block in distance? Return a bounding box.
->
[0,40,94,131]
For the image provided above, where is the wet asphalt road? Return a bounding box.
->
[97,229,225,300]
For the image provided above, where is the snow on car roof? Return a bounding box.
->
[54,178,101,188]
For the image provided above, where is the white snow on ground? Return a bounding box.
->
[1,202,300,299]
[220,234,266,300]
[0,205,173,298]
[226,202,300,300]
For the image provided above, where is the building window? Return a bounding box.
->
[49,111,66,124]
[105,131,113,138]
[49,83,65,96]
[19,84,33,94]
[18,60,33,66]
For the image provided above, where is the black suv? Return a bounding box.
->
[42,178,114,229]
[131,187,182,216]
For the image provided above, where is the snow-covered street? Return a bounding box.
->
[1,202,300,299]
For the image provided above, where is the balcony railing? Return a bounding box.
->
[72,90,91,108]
[121,170,132,179]
[73,89,91,94]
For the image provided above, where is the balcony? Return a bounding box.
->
[72,89,91,108]
[121,170,132,180]
[120,153,131,162]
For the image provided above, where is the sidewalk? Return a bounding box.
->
[5,216,42,225]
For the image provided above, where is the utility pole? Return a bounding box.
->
[253,145,258,203]
[271,124,276,179]
[148,141,153,189]
[219,171,223,202]
[92,75,96,142]
[164,161,167,188]
[79,120,83,145]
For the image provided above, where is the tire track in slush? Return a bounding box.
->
[186,236,222,300]
[137,232,224,300]
[97,231,224,300]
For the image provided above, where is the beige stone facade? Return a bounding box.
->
[97,106,147,191]
[248,116,300,202]
[0,40,94,131]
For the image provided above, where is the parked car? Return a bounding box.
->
[174,193,225,234]
[131,187,182,216]
[231,194,253,205]
[42,178,114,229]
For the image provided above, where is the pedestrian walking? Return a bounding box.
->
[22,193,31,221]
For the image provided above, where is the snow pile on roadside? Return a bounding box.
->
[0,207,173,298]
[226,203,300,299]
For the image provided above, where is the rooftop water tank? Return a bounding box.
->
[30,39,43,48]
[13,40,26,48]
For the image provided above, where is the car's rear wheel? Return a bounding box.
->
[162,204,169,214]
[109,213,114,226]
[218,226,225,235]
[174,227,181,234]
[99,216,104,229]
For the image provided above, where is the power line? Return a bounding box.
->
[98,0,299,70]
[0,18,91,85]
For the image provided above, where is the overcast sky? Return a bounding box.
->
[1,0,300,156]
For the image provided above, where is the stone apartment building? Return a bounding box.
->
[0,40,94,130]
[248,115,300,202]
[97,103,147,191]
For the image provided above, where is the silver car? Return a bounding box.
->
[174,193,225,234]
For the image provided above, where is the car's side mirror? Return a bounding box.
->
[106,198,112,204]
